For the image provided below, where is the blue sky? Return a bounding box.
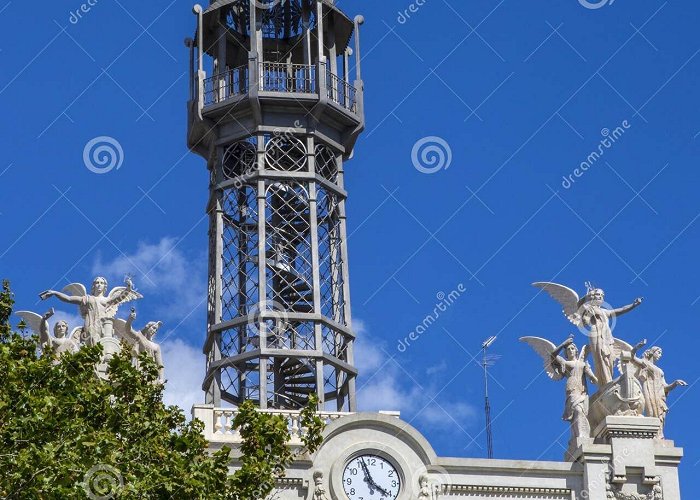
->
[2,0,700,495]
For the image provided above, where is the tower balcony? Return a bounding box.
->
[202,62,358,115]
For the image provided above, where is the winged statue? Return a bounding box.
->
[521,335,598,443]
[113,308,164,383]
[39,276,142,347]
[532,281,643,385]
[16,308,81,357]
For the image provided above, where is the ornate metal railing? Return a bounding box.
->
[326,70,357,112]
[193,406,400,444]
[260,62,317,93]
[203,65,249,106]
[200,63,357,113]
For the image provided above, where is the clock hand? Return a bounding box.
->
[359,459,376,494]
[359,459,390,497]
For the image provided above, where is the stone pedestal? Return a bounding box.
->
[571,416,683,499]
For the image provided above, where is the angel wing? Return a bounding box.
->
[104,287,143,318]
[62,283,87,297]
[612,337,633,360]
[15,311,43,334]
[611,337,636,376]
[112,318,139,345]
[532,282,583,327]
[520,336,564,380]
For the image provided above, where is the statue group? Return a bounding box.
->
[17,276,164,382]
[522,282,686,445]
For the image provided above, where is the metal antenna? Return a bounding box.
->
[481,336,498,459]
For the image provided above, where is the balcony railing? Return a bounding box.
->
[204,65,249,106]
[193,406,400,444]
[260,62,317,93]
[199,62,358,114]
[326,70,357,113]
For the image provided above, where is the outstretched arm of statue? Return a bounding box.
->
[40,308,54,345]
[609,297,643,317]
[124,308,141,341]
[38,290,83,305]
[629,339,648,367]
[665,379,688,394]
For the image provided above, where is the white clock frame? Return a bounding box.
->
[330,441,413,500]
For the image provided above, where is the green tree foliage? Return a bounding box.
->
[0,281,324,499]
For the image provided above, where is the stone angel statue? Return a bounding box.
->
[624,339,687,438]
[113,308,164,383]
[520,335,598,443]
[533,282,643,385]
[39,276,142,347]
[15,308,81,357]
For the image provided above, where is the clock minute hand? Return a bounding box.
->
[360,460,390,497]
[359,459,375,493]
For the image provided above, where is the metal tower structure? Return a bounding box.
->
[186,0,365,411]
[481,336,498,459]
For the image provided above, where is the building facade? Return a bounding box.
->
[186,1,684,498]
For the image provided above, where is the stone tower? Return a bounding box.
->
[186,0,365,411]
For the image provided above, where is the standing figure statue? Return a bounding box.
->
[39,277,142,346]
[533,282,643,385]
[521,335,598,444]
[114,308,164,383]
[311,470,329,500]
[417,474,440,500]
[628,340,687,438]
[16,308,81,357]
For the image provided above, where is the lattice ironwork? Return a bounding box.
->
[221,186,260,323]
[225,0,316,40]
[317,187,346,325]
[265,181,314,314]
[222,139,257,180]
[315,144,338,183]
[265,136,307,171]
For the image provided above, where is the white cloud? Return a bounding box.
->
[353,319,477,431]
[91,237,207,325]
[161,338,205,415]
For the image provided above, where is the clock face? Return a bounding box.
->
[342,454,401,500]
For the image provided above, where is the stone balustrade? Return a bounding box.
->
[192,405,399,445]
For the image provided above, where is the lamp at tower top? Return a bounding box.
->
[187,0,365,161]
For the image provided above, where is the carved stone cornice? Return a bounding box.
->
[445,485,571,498]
